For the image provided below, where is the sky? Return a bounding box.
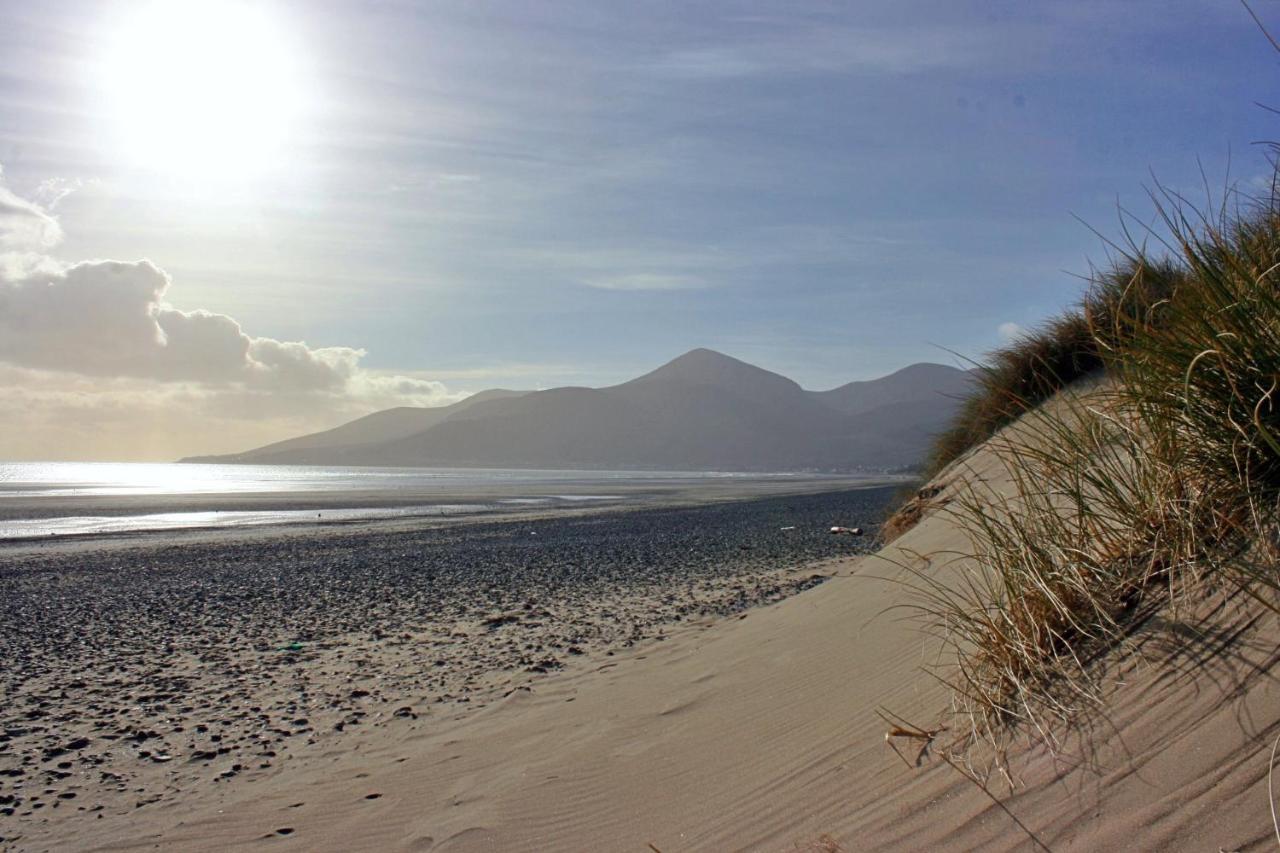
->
[1,0,1278,460]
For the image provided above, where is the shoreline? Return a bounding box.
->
[0,474,905,553]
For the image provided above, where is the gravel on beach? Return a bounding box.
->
[0,485,896,843]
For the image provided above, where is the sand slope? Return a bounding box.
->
[34,440,1280,852]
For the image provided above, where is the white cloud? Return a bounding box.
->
[651,24,997,80]
[33,176,87,210]
[348,372,458,408]
[0,167,62,250]
[411,361,583,381]
[0,364,423,461]
[583,273,706,291]
[652,48,764,79]
[511,243,733,293]
[0,258,366,391]
[998,321,1026,343]
[0,168,465,460]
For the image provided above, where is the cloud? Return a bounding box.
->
[0,168,62,250]
[412,361,584,381]
[583,273,706,291]
[0,168,466,459]
[0,258,366,391]
[510,243,734,293]
[0,361,470,461]
[651,24,995,80]
[651,48,764,79]
[997,321,1026,343]
[33,176,88,210]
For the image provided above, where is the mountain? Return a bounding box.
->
[184,349,973,471]
[816,362,974,416]
[181,389,527,465]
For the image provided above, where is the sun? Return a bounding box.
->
[98,2,307,183]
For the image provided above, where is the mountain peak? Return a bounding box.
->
[816,361,973,416]
[681,347,726,358]
[623,348,804,396]
[877,362,970,382]
[664,347,748,369]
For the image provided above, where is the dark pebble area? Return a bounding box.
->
[0,485,896,841]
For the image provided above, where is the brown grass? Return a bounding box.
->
[879,483,950,544]
[921,256,1184,480]
[923,312,1103,477]
[894,184,1280,773]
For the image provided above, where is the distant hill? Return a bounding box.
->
[183,349,973,471]
[181,389,527,465]
[815,362,975,416]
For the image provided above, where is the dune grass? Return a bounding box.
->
[923,312,1104,478]
[899,182,1280,771]
[909,389,1229,755]
[879,483,947,544]
[881,259,1182,542]
[921,255,1186,481]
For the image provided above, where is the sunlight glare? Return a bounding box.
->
[98,2,308,183]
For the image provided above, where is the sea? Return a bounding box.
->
[0,462,890,540]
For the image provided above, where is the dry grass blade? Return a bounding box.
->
[1269,728,1280,848]
[878,708,947,768]
[880,483,950,543]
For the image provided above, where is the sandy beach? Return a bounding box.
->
[6,0,1279,848]
[0,485,895,850]
[4,439,1277,852]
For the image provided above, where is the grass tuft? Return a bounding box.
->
[924,311,1102,477]
[879,483,948,544]
[922,256,1185,480]
[895,177,1280,773]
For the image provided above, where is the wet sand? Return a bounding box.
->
[0,468,901,535]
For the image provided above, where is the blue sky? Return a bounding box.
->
[0,0,1277,458]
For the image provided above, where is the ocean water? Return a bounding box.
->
[0,462,863,540]
[0,461,780,498]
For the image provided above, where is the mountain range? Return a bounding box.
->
[183,349,973,471]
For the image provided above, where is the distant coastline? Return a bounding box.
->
[0,461,905,542]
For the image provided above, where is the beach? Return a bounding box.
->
[1,439,1275,852]
[0,484,895,850]
[6,0,1279,848]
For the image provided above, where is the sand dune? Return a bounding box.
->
[18,427,1273,853]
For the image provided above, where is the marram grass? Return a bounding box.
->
[899,184,1280,773]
